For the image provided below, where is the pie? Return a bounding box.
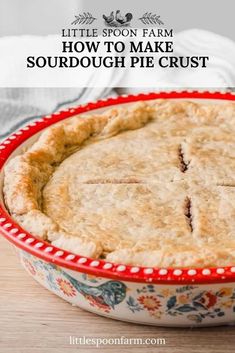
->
[4,99,235,268]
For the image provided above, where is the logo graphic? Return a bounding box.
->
[71,12,97,25]
[139,12,164,25]
[70,10,164,27]
[103,10,133,27]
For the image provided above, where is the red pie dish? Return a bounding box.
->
[1,90,235,326]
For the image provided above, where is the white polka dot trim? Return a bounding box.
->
[173,269,183,276]
[25,238,34,244]
[9,228,18,234]
[202,269,211,276]
[17,233,26,239]
[34,242,44,248]
[90,260,100,267]
[216,268,225,274]
[44,246,53,253]
[230,267,235,273]
[188,269,197,276]
[54,250,64,257]
[65,254,75,261]
[144,268,154,275]
[3,223,12,228]
[77,257,87,264]
[130,267,140,273]
[117,265,126,272]
[0,218,6,223]
[158,269,168,276]
[102,263,113,269]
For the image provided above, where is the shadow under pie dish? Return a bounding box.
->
[1,91,235,327]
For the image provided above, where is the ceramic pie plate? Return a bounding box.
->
[1,90,235,327]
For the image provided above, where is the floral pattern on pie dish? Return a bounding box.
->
[20,250,235,325]
[1,91,235,327]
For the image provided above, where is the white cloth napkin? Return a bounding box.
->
[0,87,116,139]
[120,29,235,92]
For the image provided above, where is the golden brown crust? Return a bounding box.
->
[4,99,235,266]
[43,182,191,252]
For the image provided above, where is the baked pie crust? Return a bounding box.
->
[4,100,235,268]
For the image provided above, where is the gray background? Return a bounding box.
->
[0,0,234,40]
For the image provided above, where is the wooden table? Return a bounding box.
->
[0,236,234,353]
